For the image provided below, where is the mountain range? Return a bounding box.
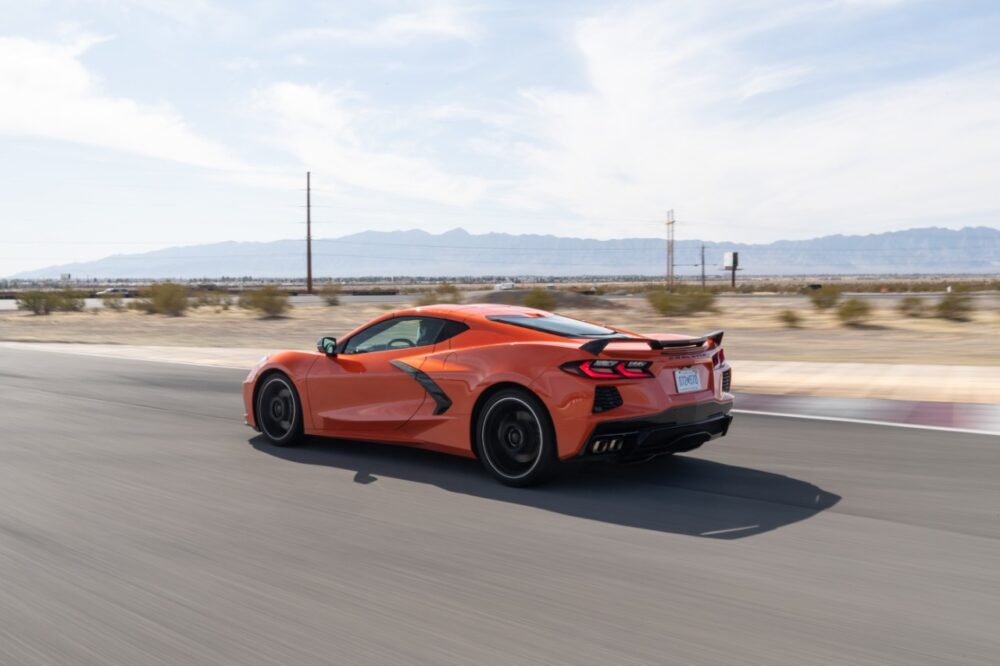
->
[10,226,999,279]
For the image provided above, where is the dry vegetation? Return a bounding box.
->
[238,286,291,318]
[646,289,717,316]
[319,283,341,306]
[414,283,463,306]
[477,288,617,309]
[16,290,85,314]
[2,292,997,365]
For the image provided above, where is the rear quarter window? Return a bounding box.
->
[487,314,617,338]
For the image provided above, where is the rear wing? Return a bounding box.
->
[580,330,723,356]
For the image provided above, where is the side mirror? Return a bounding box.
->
[317,336,337,356]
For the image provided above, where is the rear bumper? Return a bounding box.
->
[579,399,733,463]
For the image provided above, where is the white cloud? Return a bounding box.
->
[257,82,485,205]
[501,2,1000,240]
[0,35,242,170]
[111,0,238,29]
[275,2,478,47]
[738,65,812,100]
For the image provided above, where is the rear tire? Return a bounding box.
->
[475,388,559,487]
[255,373,304,447]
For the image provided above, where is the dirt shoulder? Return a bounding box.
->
[0,295,996,365]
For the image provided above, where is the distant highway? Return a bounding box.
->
[0,346,997,664]
[0,293,407,311]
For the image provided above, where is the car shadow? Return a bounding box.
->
[249,436,841,539]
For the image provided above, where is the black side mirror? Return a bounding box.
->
[317,336,337,356]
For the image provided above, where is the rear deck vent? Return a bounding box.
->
[721,369,732,392]
[593,386,623,413]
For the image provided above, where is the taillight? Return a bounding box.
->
[713,348,726,367]
[617,361,653,378]
[561,359,654,379]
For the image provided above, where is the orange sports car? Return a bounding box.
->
[243,303,733,486]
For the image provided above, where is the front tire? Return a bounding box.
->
[475,388,559,487]
[255,373,304,447]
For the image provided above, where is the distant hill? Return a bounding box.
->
[10,226,999,279]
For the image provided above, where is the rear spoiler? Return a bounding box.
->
[580,330,723,356]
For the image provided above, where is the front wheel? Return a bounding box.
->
[475,389,559,487]
[256,373,304,446]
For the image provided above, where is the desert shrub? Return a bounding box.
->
[897,296,925,318]
[16,290,84,314]
[16,291,56,315]
[414,283,463,306]
[522,288,557,311]
[134,283,189,316]
[836,298,872,326]
[646,289,717,316]
[320,283,342,306]
[101,295,125,311]
[239,286,290,318]
[935,292,973,322]
[192,290,232,309]
[54,289,85,312]
[808,285,841,310]
[778,309,802,328]
[434,283,462,303]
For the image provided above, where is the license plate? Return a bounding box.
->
[674,368,701,394]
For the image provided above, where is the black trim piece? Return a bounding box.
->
[581,401,734,462]
[580,330,724,356]
[578,336,641,355]
[390,360,453,415]
[590,398,733,434]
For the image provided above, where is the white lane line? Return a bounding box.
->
[699,525,761,536]
[733,409,999,437]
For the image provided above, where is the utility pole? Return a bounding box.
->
[665,209,675,291]
[700,244,706,290]
[724,251,739,289]
[306,171,313,294]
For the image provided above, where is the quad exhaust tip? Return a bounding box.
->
[592,437,623,454]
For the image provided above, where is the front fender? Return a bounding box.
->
[242,351,320,430]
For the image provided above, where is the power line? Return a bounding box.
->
[3,243,1000,255]
[1,254,992,268]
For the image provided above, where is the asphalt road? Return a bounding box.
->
[1,347,997,665]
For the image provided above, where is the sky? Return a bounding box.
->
[1,0,999,276]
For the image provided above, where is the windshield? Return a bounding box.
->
[488,314,618,338]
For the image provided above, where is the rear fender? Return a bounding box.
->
[435,342,580,415]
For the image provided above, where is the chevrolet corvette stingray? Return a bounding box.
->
[243,303,733,486]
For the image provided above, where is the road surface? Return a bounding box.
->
[0,347,997,664]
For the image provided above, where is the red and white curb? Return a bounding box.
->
[734,393,1000,436]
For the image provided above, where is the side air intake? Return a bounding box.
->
[593,386,623,413]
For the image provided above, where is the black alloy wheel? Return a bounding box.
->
[476,388,558,486]
[256,374,304,446]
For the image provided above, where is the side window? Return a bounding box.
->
[342,317,461,354]
[437,319,469,345]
